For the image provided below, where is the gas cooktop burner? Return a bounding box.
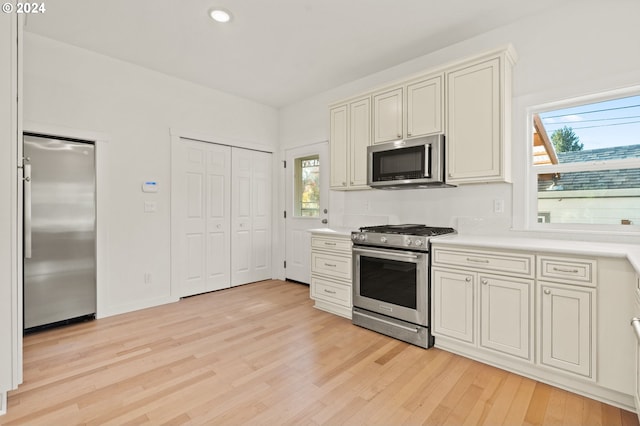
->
[359,224,455,237]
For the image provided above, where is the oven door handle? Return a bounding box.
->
[353,247,419,260]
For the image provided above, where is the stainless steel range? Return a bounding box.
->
[351,224,456,348]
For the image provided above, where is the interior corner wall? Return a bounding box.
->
[279,0,640,234]
[22,32,279,317]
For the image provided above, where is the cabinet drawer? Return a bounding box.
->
[433,247,534,277]
[311,252,352,281]
[538,256,596,287]
[311,276,351,307]
[311,236,352,253]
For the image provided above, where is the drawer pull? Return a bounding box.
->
[631,318,640,342]
[323,289,337,295]
[324,242,337,246]
[467,257,490,264]
[552,266,579,274]
[324,263,337,268]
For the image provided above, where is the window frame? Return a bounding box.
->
[526,85,640,234]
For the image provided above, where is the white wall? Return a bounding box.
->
[280,0,640,238]
[23,33,279,317]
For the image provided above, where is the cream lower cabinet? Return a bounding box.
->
[480,274,532,359]
[633,276,640,421]
[432,268,475,343]
[310,233,352,318]
[432,246,534,361]
[539,281,595,379]
[432,266,532,360]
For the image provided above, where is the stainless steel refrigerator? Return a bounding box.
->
[23,133,96,331]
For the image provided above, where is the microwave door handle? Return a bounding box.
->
[425,144,431,178]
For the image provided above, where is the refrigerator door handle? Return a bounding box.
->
[24,163,32,259]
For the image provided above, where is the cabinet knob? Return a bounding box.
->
[342,181,346,186]
[544,289,551,295]
[465,277,471,282]
[350,181,354,185]
[407,132,412,137]
[397,134,402,138]
[481,279,488,285]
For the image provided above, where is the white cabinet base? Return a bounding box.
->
[434,336,635,412]
[313,299,352,319]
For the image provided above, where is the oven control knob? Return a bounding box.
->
[351,234,358,240]
[380,237,387,243]
[415,240,423,247]
[358,234,366,241]
[406,239,412,246]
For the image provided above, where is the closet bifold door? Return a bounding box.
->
[231,148,272,287]
[172,139,231,297]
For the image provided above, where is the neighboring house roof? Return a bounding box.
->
[538,144,640,192]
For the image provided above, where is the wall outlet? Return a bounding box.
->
[493,199,504,214]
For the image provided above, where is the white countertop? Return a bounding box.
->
[308,227,355,237]
[431,234,640,275]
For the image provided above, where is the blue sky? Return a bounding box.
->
[539,94,640,150]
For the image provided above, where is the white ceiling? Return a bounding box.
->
[25,0,561,108]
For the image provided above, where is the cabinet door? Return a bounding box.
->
[480,274,532,359]
[432,268,474,343]
[349,98,371,187]
[540,282,594,378]
[329,105,349,189]
[406,75,443,138]
[446,58,501,183]
[373,87,403,144]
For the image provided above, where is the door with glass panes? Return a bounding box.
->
[285,142,329,283]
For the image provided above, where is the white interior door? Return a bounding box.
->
[284,142,329,284]
[231,148,272,286]
[171,139,231,297]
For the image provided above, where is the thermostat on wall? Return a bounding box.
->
[142,181,158,193]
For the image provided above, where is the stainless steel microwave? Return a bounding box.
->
[367,134,453,189]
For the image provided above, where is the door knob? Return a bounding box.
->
[321,219,328,224]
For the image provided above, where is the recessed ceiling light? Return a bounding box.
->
[209,8,232,23]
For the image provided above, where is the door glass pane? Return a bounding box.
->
[294,155,320,217]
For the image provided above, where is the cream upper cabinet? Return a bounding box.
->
[329,46,516,187]
[329,97,371,190]
[406,74,443,138]
[349,98,371,187]
[329,104,349,189]
[446,50,515,184]
[372,87,403,144]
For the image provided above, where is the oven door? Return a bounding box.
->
[353,246,428,326]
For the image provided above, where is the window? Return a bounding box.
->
[294,155,320,217]
[530,89,640,230]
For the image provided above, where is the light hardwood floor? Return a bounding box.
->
[2,279,638,425]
